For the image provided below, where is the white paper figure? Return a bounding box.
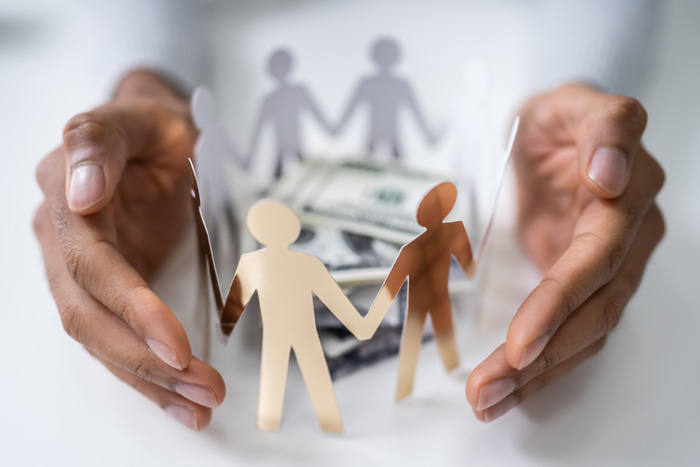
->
[448,61,497,245]
[335,37,438,159]
[248,48,334,180]
[192,86,243,258]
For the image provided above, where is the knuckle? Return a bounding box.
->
[605,242,627,280]
[59,302,87,343]
[530,345,564,375]
[607,96,648,132]
[35,155,52,189]
[624,201,643,232]
[540,276,578,317]
[63,241,89,284]
[63,112,114,149]
[651,206,666,244]
[599,294,625,335]
[647,156,666,195]
[123,354,155,382]
[32,204,49,237]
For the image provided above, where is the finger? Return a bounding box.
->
[472,338,607,423]
[34,203,226,407]
[88,349,213,431]
[61,98,192,214]
[36,154,193,370]
[541,84,649,198]
[467,205,664,410]
[505,151,664,370]
[574,95,647,198]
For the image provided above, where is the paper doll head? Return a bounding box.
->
[268,48,293,83]
[247,200,301,248]
[372,37,400,71]
[416,181,457,228]
[191,86,215,131]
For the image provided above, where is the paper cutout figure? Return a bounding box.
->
[192,86,242,259]
[366,181,476,401]
[248,48,334,180]
[188,160,225,361]
[219,200,385,433]
[336,37,438,158]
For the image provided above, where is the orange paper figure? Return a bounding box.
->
[367,181,475,401]
[220,200,384,433]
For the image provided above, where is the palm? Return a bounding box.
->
[96,121,195,280]
[515,123,597,273]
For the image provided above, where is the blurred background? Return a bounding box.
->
[1,1,698,465]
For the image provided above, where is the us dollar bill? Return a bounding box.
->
[289,226,401,286]
[271,159,456,244]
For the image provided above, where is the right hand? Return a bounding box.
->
[33,71,225,430]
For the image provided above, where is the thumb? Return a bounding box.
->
[62,99,189,214]
[576,94,648,199]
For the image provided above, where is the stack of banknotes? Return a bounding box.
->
[268,159,477,378]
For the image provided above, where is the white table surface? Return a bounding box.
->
[1,2,699,466]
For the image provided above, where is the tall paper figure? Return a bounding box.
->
[368,181,475,401]
[248,48,334,180]
[192,86,242,259]
[220,200,383,433]
[336,37,438,158]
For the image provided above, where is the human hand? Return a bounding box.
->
[466,84,665,422]
[34,71,225,430]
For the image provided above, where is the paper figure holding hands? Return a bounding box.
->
[335,38,438,158]
[192,86,243,258]
[248,49,334,180]
[367,181,475,401]
[220,200,384,433]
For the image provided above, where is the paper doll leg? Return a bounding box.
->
[395,308,428,402]
[293,336,343,433]
[430,300,459,373]
[257,335,291,431]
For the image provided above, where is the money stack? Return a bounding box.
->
[269,159,476,378]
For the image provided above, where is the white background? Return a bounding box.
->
[1,1,699,466]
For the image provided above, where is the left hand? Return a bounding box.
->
[465,84,666,422]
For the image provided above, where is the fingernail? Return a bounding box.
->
[175,382,218,408]
[165,405,199,431]
[518,334,549,370]
[146,338,182,370]
[588,147,627,195]
[484,394,518,423]
[68,163,105,211]
[477,378,517,411]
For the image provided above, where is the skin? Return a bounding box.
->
[465,84,665,422]
[34,73,664,430]
[34,71,226,431]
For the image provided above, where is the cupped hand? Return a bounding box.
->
[33,71,225,430]
[466,84,665,422]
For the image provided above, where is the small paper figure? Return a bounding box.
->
[248,48,334,180]
[192,86,242,259]
[335,37,438,158]
[220,200,384,433]
[367,181,476,401]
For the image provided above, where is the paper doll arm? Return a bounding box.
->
[245,101,267,171]
[311,258,374,340]
[221,255,256,336]
[302,87,334,135]
[334,81,365,135]
[218,128,245,168]
[404,83,438,145]
[363,250,409,335]
[453,222,476,278]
